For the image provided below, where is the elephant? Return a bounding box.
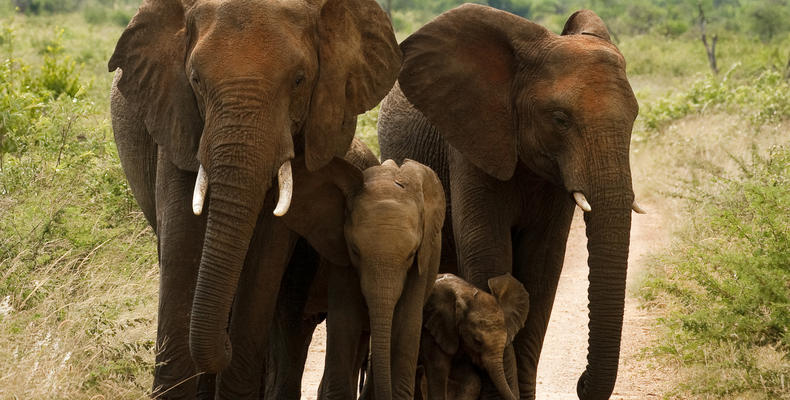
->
[107,0,400,396]
[377,5,645,400]
[419,273,529,400]
[279,157,446,400]
[263,138,378,400]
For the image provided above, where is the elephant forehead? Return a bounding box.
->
[350,198,420,228]
[192,0,315,70]
[469,300,505,327]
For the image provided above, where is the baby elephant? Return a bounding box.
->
[419,273,529,400]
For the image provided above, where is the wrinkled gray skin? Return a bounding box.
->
[108,0,399,397]
[420,273,530,400]
[279,158,446,400]
[263,139,379,400]
[379,5,640,400]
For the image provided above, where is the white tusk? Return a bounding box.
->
[273,160,293,217]
[573,192,592,212]
[192,165,208,216]
[632,199,647,214]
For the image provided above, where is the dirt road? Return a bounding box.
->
[536,206,670,399]
[301,205,669,399]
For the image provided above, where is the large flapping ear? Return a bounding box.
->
[488,273,530,344]
[399,4,547,181]
[279,155,365,266]
[303,0,402,171]
[561,9,612,42]
[398,160,445,277]
[424,274,466,355]
[108,0,202,172]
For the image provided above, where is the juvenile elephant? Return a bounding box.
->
[263,139,379,400]
[378,5,644,399]
[279,158,445,400]
[420,273,529,400]
[108,0,400,397]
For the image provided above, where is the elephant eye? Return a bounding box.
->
[293,73,305,88]
[350,244,360,258]
[551,111,571,130]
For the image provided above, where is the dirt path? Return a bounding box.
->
[536,205,670,399]
[301,204,670,399]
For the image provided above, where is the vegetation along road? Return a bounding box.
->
[1,0,788,399]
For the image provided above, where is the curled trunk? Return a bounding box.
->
[362,266,407,400]
[482,355,517,400]
[577,169,632,400]
[189,167,268,372]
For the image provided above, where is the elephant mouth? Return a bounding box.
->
[191,160,295,217]
[569,190,646,215]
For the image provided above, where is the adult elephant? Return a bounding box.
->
[108,0,400,397]
[378,5,644,400]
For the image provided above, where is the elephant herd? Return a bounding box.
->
[108,0,644,399]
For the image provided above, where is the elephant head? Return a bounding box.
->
[281,157,445,400]
[397,5,640,399]
[423,273,529,400]
[108,0,400,373]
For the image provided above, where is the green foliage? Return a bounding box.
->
[641,146,790,398]
[639,66,790,135]
[355,106,381,160]
[0,15,157,398]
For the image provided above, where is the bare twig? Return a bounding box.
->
[55,115,74,167]
[698,3,718,74]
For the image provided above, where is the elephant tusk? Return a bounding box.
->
[573,192,592,212]
[632,199,648,214]
[192,165,208,216]
[273,160,293,217]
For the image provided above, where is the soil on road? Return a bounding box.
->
[300,204,670,399]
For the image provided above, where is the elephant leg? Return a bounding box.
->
[151,150,207,399]
[322,262,367,400]
[448,359,481,400]
[448,148,516,289]
[420,334,451,400]
[390,266,433,400]
[263,239,322,399]
[358,359,374,400]
[511,198,574,400]
[217,210,299,399]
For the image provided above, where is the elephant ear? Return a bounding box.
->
[279,153,369,265]
[399,4,546,181]
[303,0,401,171]
[488,273,530,343]
[397,160,445,277]
[424,274,465,355]
[108,0,202,172]
[561,9,612,42]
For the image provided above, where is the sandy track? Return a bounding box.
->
[536,206,670,399]
[301,205,669,399]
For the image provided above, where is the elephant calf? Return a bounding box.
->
[280,157,446,400]
[417,273,529,400]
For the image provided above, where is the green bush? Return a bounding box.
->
[641,146,790,398]
[82,4,107,25]
[639,65,790,135]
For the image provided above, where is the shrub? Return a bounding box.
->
[641,146,790,398]
[638,65,790,135]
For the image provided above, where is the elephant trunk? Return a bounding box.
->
[482,352,517,400]
[577,151,633,400]
[188,118,293,373]
[362,265,407,400]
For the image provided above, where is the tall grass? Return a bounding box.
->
[640,146,790,399]
[0,16,158,399]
